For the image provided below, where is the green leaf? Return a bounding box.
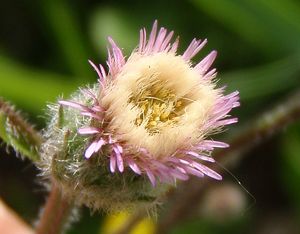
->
[36,0,93,80]
[220,55,300,101]
[0,98,43,161]
[0,55,79,114]
[0,112,9,142]
[253,0,300,35]
[280,123,300,215]
[89,6,138,58]
[190,0,300,56]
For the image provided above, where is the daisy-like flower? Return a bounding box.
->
[59,21,239,187]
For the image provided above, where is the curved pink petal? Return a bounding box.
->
[110,154,116,173]
[145,168,156,186]
[113,146,124,173]
[85,141,98,159]
[78,127,101,135]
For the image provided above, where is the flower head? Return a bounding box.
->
[60,21,239,186]
[41,21,239,211]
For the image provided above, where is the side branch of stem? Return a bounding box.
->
[36,183,73,234]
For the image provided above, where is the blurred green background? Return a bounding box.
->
[1,0,300,233]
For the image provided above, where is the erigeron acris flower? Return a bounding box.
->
[42,21,239,211]
[61,20,239,185]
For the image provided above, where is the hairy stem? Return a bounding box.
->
[36,183,73,234]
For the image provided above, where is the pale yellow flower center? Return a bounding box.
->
[102,52,219,157]
[129,81,189,134]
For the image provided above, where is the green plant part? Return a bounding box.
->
[0,98,43,161]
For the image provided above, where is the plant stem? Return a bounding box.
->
[36,183,73,234]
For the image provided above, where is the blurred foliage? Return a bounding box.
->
[0,55,77,114]
[101,211,155,234]
[281,123,300,215]
[171,218,247,234]
[0,0,300,233]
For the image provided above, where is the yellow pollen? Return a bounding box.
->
[176,101,182,107]
[160,112,169,120]
[149,121,157,126]
[129,81,188,134]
